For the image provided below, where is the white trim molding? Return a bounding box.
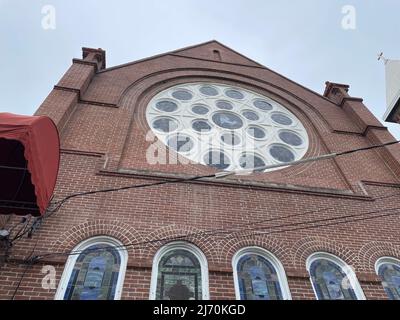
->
[306,252,366,300]
[375,256,400,275]
[232,246,292,300]
[54,236,128,300]
[149,241,209,300]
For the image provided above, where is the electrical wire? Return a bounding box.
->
[6,140,400,263]
[10,240,38,300]
[9,139,400,243]
[30,202,400,262]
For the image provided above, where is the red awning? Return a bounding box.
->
[0,113,60,216]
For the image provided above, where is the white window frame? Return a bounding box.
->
[149,241,209,300]
[232,246,292,300]
[375,256,400,299]
[54,236,128,300]
[306,252,366,300]
[375,256,400,275]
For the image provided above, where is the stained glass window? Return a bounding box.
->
[147,82,309,172]
[156,249,202,300]
[236,254,284,300]
[378,262,400,300]
[309,259,357,300]
[63,244,121,300]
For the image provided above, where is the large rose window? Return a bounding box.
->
[146,83,309,172]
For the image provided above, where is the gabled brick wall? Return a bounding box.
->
[1,41,399,300]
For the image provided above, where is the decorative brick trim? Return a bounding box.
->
[358,241,400,272]
[143,224,218,265]
[51,219,143,259]
[291,236,359,270]
[217,234,293,267]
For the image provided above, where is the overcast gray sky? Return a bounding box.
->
[1,0,399,138]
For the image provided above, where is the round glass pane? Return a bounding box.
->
[242,110,260,121]
[204,150,230,170]
[216,100,234,110]
[221,132,241,146]
[269,145,295,163]
[192,120,212,133]
[152,118,178,133]
[239,154,266,170]
[279,131,303,146]
[212,112,243,129]
[199,85,218,96]
[191,105,209,115]
[254,99,273,111]
[155,100,178,112]
[172,90,193,101]
[247,126,266,139]
[271,113,293,125]
[167,134,194,152]
[225,89,244,99]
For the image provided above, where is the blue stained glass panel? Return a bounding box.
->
[237,254,283,300]
[378,262,400,300]
[310,259,357,300]
[156,249,202,300]
[63,244,121,300]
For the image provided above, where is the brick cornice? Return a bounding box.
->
[72,58,100,72]
[96,168,372,201]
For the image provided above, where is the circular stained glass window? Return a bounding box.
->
[155,100,178,112]
[253,99,273,111]
[192,105,209,115]
[192,120,212,133]
[172,90,193,101]
[212,112,243,130]
[239,153,266,170]
[200,85,218,96]
[269,145,295,163]
[152,118,178,133]
[216,100,234,110]
[242,110,259,121]
[204,150,230,170]
[247,126,266,139]
[271,113,293,126]
[225,89,244,100]
[146,82,309,172]
[167,134,194,153]
[221,132,241,146]
[279,131,303,146]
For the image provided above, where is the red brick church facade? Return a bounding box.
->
[1,41,400,300]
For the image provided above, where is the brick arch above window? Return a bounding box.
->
[118,68,334,134]
[51,219,144,261]
[218,234,293,267]
[291,236,359,270]
[143,224,218,265]
[358,241,400,272]
[112,72,327,179]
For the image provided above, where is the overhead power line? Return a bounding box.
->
[8,139,400,244]
[216,139,400,177]
[29,202,400,263]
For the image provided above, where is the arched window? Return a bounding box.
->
[306,252,365,300]
[150,242,209,300]
[375,257,400,300]
[232,247,291,300]
[55,236,127,300]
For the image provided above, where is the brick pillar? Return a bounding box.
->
[324,81,400,178]
[34,48,106,132]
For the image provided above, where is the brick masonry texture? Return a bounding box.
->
[1,41,400,300]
